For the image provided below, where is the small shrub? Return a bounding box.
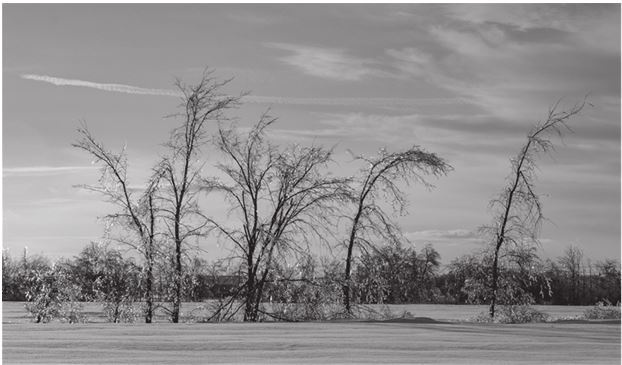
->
[583,301,621,320]
[348,304,395,320]
[496,305,549,323]
[101,300,140,323]
[470,311,494,323]
[470,305,548,324]
[265,257,346,321]
[24,263,86,323]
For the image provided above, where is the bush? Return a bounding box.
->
[101,300,141,323]
[496,305,549,323]
[583,301,621,320]
[24,263,86,323]
[267,275,344,321]
[471,305,549,324]
[264,257,346,321]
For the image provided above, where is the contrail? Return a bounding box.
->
[243,95,469,107]
[3,165,97,177]
[21,74,183,97]
[21,73,469,107]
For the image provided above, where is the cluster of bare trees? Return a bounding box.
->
[14,68,587,323]
[72,72,451,322]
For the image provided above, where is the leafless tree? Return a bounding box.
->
[418,243,441,284]
[156,71,240,323]
[73,125,162,323]
[342,147,451,315]
[559,245,584,305]
[483,100,586,318]
[206,116,349,321]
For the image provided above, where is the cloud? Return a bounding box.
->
[269,112,422,144]
[404,229,485,261]
[444,3,618,48]
[3,165,97,177]
[387,10,619,121]
[267,110,529,158]
[22,73,469,109]
[243,95,469,108]
[21,74,183,97]
[10,198,86,208]
[265,42,384,81]
[406,229,481,241]
[7,235,98,241]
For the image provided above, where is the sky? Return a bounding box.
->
[3,4,620,265]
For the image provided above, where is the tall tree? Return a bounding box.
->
[156,71,240,323]
[342,147,451,315]
[484,100,585,318]
[206,117,348,321]
[74,125,162,323]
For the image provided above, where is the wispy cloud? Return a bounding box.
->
[444,3,617,48]
[406,229,481,241]
[3,165,97,177]
[265,42,384,81]
[269,112,421,144]
[268,110,526,158]
[21,74,182,97]
[243,95,469,108]
[22,73,468,108]
[10,198,87,208]
[404,229,485,260]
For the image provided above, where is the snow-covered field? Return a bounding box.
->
[3,302,620,364]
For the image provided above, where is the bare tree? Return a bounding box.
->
[156,71,240,323]
[206,117,348,321]
[484,100,586,318]
[73,125,161,323]
[342,147,451,315]
[559,245,584,305]
[417,243,441,284]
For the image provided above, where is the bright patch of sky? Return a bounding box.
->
[3,4,620,264]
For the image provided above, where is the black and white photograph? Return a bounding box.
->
[2,3,621,364]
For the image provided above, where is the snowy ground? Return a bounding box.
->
[3,302,620,364]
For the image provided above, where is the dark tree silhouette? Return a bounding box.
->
[155,71,240,323]
[206,117,349,321]
[74,125,161,323]
[342,147,451,315]
[483,100,586,318]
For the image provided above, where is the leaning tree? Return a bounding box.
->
[342,147,451,315]
[483,100,585,318]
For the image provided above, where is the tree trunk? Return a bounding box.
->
[113,303,120,323]
[343,244,354,316]
[244,265,257,322]
[172,238,182,323]
[343,208,363,316]
[489,241,501,319]
[145,193,155,324]
[145,260,153,324]
[253,280,266,322]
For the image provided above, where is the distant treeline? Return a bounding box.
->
[3,242,619,307]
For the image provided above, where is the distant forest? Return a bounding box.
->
[4,242,619,308]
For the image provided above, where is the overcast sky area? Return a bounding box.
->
[3,4,620,265]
